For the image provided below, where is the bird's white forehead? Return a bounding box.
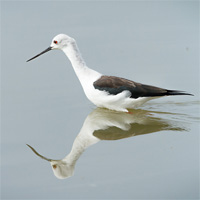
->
[52,34,73,42]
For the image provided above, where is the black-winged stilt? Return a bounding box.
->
[27,108,184,179]
[27,34,193,112]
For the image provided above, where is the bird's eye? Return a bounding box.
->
[54,40,58,44]
[52,164,57,169]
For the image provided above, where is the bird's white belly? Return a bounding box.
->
[83,85,155,112]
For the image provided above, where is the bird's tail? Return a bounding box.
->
[166,90,194,96]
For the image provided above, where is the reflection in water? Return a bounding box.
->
[27,108,186,179]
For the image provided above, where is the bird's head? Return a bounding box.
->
[26,34,75,62]
[26,144,75,179]
[50,34,75,50]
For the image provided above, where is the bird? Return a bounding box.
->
[27,107,184,179]
[27,34,193,112]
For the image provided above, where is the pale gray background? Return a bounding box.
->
[1,1,199,199]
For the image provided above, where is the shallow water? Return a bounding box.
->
[2,100,199,199]
[1,1,199,199]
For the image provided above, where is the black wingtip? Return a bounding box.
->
[167,90,194,96]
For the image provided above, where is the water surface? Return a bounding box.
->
[1,1,199,199]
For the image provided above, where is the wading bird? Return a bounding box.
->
[27,108,184,179]
[27,34,192,112]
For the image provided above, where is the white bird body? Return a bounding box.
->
[63,43,155,112]
[27,34,192,112]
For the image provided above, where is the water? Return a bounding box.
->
[1,1,199,199]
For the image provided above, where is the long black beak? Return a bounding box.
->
[26,144,58,162]
[26,46,52,62]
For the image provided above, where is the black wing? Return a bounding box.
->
[93,76,192,99]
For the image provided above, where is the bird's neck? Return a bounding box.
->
[63,125,100,165]
[63,139,85,165]
[62,42,101,84]
[62,42,88,74]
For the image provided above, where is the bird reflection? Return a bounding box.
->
[27,108,185,179]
